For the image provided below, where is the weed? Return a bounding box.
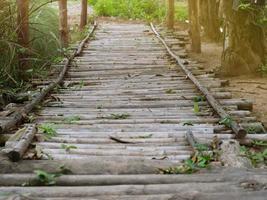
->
[160,140,217,174]
[194,95,206,102]
[240,146,267,167]
[219,116,233,128]
[252,140,267,147]
[39,123,57,138]
[61,144,77,152]
[165,89,176,94]
[34,170,61,186]
[193,102,200,113]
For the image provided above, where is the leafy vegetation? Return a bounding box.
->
[240,146,267,167]
[0,0,61,89]
[61,144,78,152]
[89,0,165,21]
[219,116,233,128]
[160,141,219,174]
[39,123,58,138]
[34,170,61,186]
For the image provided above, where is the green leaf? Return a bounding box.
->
[193,102,200,113]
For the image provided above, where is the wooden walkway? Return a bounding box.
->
[0,22,266,199]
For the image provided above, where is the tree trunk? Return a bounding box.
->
[58,0,68,47]
[16,0,29,79]
[220,0,265,76]
[80,0,88,30]
[166,0,175,29]
[188,0,201,53]
[199,0,221,41]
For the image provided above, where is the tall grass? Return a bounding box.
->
[0,0,61,90]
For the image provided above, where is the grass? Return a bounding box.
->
[0,0,89,93]
[89,0,188,22]
[89,0,165,21]
[175,1,188,21]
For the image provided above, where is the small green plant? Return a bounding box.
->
[61,144,77,152]
[240,146,267,167]
[252,140,267,147]
[165,89,176,94]
[63,115,81,124]
[193,96,206,102]
[193,102,200,113]
[39,123,57,138]
[219,116,233,128]
[34,170,61,186]
[160,142,215,174]
[246,126,258,134]
[106,113,130,120]
[75,80,85,89]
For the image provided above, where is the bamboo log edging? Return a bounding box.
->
[150,23,246,139]
[0,21,97,135]
[4,124,37,162]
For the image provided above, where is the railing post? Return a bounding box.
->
[17,0,30,78]
[166,0,175,29]
[59,0,68,47]
[80,0,88,30]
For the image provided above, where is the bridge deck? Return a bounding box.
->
[0,22,266,200]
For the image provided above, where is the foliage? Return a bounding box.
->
[34,170,61,186]
[165,89,176,94]
[61,144,77,152]
[219,116,233,128]
[39,123,58,138]
[175,2,188,21]
[240,146,267,167]
[160,142,218,174]
[0,0,61,89]
[89,0,165,21]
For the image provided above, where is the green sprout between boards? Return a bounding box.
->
[38,123,58,138]
[160,140,220,174]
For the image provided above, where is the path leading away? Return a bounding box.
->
[0,22,266,199]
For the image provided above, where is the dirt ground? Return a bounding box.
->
[187,39,267,128]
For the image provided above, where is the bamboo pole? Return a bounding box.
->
[16,0,30,78]
[166,0,175,29]
[80,0,88,30]
[59,0,69,47]
[150,23,247,139]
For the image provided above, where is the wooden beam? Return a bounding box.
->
[80,0,88,30]
[16,0,30,78]
[59,0,69,47]
[188,0,201,53]
[166,0,175,29]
